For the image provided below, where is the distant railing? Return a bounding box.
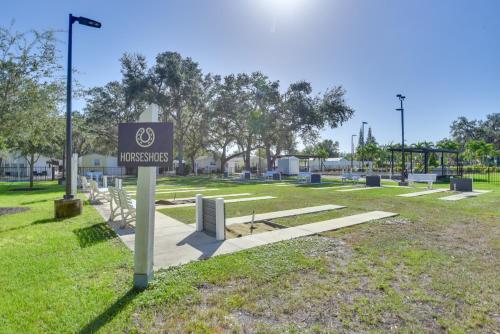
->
[0,167,60,182]
[463,166,499,184]
[78,166,130,177]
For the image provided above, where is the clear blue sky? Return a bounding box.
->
[3,0,499,152]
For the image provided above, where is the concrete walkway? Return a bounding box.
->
[397,188,448,197]
[156,196,276,209]
[336,186,382,192]
[226,204,346,225]
[439,190,491,201]
[161,193,252,202]
[309,185,355,190]
[93,198,397,269]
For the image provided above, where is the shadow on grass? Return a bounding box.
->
[73,223,116,248]
[32,217,60,225]
[0,217,61,234]
[21,198,51,205]
[78,288,140,334]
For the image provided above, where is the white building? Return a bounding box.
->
[194,156,220,174]
[78,154,125,176]
[277,156,300,175]
[0,151,60,178]
[225,156,267,174]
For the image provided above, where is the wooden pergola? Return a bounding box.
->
[388,147,461,177]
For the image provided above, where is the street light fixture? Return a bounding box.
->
[351,134,357,171]
[396,94,406,184]
[64,14,101,200]
[361,121,367,172]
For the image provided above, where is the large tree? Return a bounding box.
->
[0,26,61,167]
[366,127,377,145]
[84,80,144,155]
[6,81,63,187]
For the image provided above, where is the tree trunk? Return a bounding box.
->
[29,153,35,188]
[266,145,273,171]
[177,140,184,175]
[244,146,251,171]
[190,156,195,175]
[220,146,227,174]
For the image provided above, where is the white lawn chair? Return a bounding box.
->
[89,180,110,203]
[117,188,136,228]
[79,176,91,193]
[108,187,121,222]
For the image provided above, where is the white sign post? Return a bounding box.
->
[134,105,159,289]
[71,153,78,196]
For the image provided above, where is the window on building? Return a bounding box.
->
[94,159,100,166]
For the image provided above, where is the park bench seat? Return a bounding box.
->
[341,173,360,182]
[108,186,136,228]
[297,172,311,183]
[265,171,281,180]
[408,173,437,189]
[78,176,91,193]
[90,180,110,203]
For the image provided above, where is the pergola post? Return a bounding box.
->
[441,152,444,177]
[390,150,394,178]
[410,152,413,173]
[424,151,429,174]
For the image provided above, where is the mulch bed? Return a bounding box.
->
[0,207,30,216]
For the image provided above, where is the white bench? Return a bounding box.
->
[89,180,110,203]
[408,173,437,189]
[265,171,281,181]
[108,186,136,228]
[297,172,311,183]
[341,173,360,182]
[78,176,91,193]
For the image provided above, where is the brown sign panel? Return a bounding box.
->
[118,122,174,167]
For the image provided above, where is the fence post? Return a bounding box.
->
[215,198,225,241]
[196,194,203,232]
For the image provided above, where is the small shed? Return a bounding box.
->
[277,156,300,175]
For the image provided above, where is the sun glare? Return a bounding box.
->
[259,0,308,17]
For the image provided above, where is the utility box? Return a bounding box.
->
[278,156,299,175]
[310,173,322,184]
[196,195,226,240]
[366,175,381,187]
[450,178,473,192]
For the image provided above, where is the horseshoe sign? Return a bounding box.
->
[118,122,174,167]
[135,127,155,148]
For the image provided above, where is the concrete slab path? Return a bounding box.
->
[397,188,448,197]
[309,185,355,190]
[156,196,276,209]
[439,190,491,201]
[226,204,345,225]
[93,198,396,269]
[161,193,252,202]
[336,186,382,192]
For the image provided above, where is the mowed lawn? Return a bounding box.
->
[0,178,499,333]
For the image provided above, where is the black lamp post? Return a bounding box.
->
[396,94,406,184]
[351,134,357,171]
[361,121,367,172]
[64,14,101,200]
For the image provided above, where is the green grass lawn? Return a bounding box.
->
[1,178,499,333]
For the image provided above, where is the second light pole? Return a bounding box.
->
[396,94,406,184]
[351,134,357,171]
[361,121,367,172]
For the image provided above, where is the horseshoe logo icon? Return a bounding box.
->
[136,127,155,148]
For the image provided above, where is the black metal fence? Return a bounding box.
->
[463,166,500,184]
[0,167,59,182]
